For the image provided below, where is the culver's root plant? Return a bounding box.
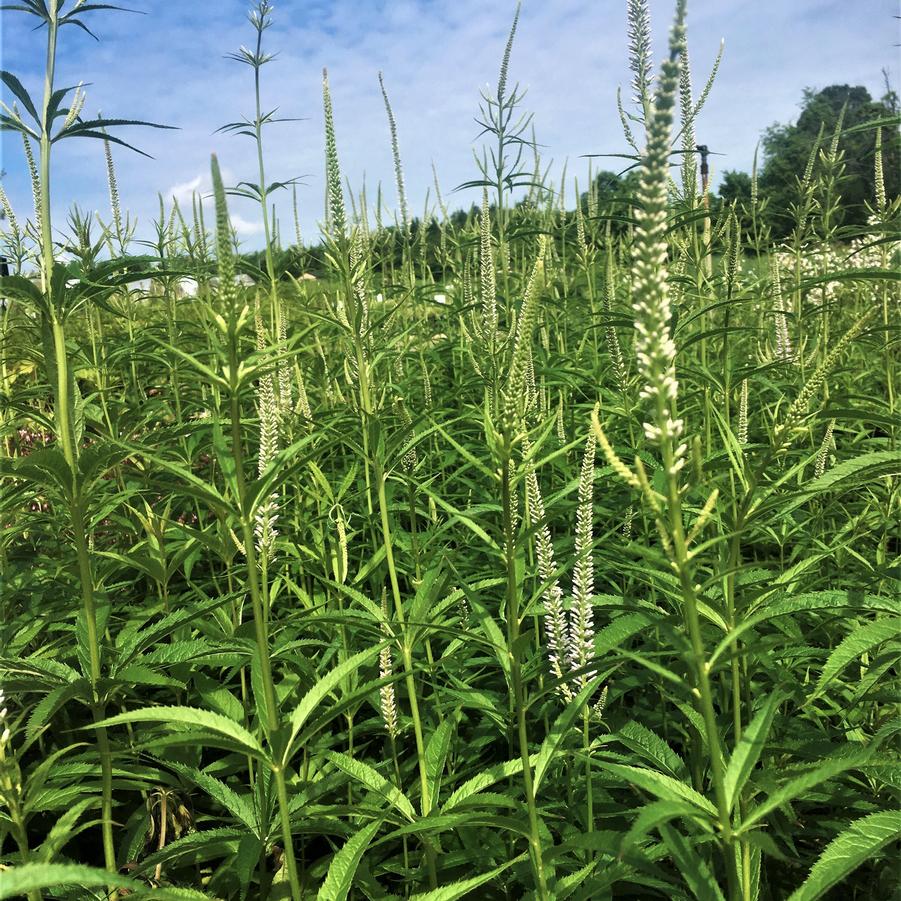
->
[0,0,898,899]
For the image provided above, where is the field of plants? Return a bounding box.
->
[0,0,899,898]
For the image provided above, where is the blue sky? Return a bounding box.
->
[1,0,898,251]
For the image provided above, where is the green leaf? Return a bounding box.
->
[13,447,74,498]
[0,70,40,124]
[812,618,900,700]
[409,561,447,630]
[146,335,228,388]
[723,691,782,813]
[469,596,510,686]
[658,824,726,901]
[408,855,525,899]
[111,439,235,518]
[284,646,379,764]
[787,811,901,901]
[739,746,874,834]
[616,721,687,779]
[752,450,901,521]
[0,864,138,900]
[442,756,527,813]
[621,800,707,852]
[317,820,382,901]
[533,679,600,795]
[165,761,259,834]
[424,717,456,812]
[35,798,95,861]
[598,763,718,818]
[324,750,416,822]
[93,706,267,760]
[709,592,898,669]
[0,274,45,307]
[131,827,245,875]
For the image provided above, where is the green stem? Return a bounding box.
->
[227,342,302,900]
[375,465,438,889]
[583,707,593,835]
[660,432,740,899]
[501,445,549,900]
[72,497,116,872]
[38,26,118,871]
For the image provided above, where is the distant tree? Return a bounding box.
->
[716,169,754,234]
[718,170,752,207]
[576,170,641,237]
[759,84,900,236]
[579,170,641,210]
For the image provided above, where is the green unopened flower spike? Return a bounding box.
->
[568,433,597,687]
[379,72,409,236]
[379,592,399,738]
[814,418,835,479]
[479,190,498,346]
[254,297,280,555]
[627,0,653,116]
[630,0,687,476]
[322,68,347,239]
[738,377,749,446]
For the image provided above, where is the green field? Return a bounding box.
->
[0,0,899,899]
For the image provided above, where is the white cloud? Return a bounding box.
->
[166,174,205,207]
[1,0,896,250]
[230,214,264,238]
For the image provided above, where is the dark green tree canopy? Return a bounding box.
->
[759,84,900,235]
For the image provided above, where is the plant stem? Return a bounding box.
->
[660,431,740,899]
[227,339,302,900]
[501,444,549,900]
[375,463,438,888]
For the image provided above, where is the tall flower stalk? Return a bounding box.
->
[211,155,302,898]
[378,72,409,237]
[498,238,550,899]
[592,1,740,894]
[219,1,305,431]
[1,0,171,873]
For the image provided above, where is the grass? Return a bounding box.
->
[0,0,899,899]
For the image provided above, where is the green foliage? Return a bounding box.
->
[759,84,901,234]
[0,2,898,901]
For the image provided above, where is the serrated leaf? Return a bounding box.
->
[598,763,718,818]
[739,746,874,834]
[93,706,267,760]
[324,750,416,822]
[812,618,900,700]
[621,800,706,852]
[424,717,455,812]
[723,691,782,813]
[658,824,726,901]
[442,756,528,813]
[285,646,378,764]
[787,811,901,901]
[0,70,39,124]
[317,819,381,901]
[616,721,687,779]
[0,864,138,900]
[533,679,600,795]
[165,762,259,834]
[408,854,525,899]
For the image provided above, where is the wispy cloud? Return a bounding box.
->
[231,213,264,237]
[166,175,205,208]
[1,0,897,251]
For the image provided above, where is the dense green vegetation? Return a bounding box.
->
[0,1,899,899]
